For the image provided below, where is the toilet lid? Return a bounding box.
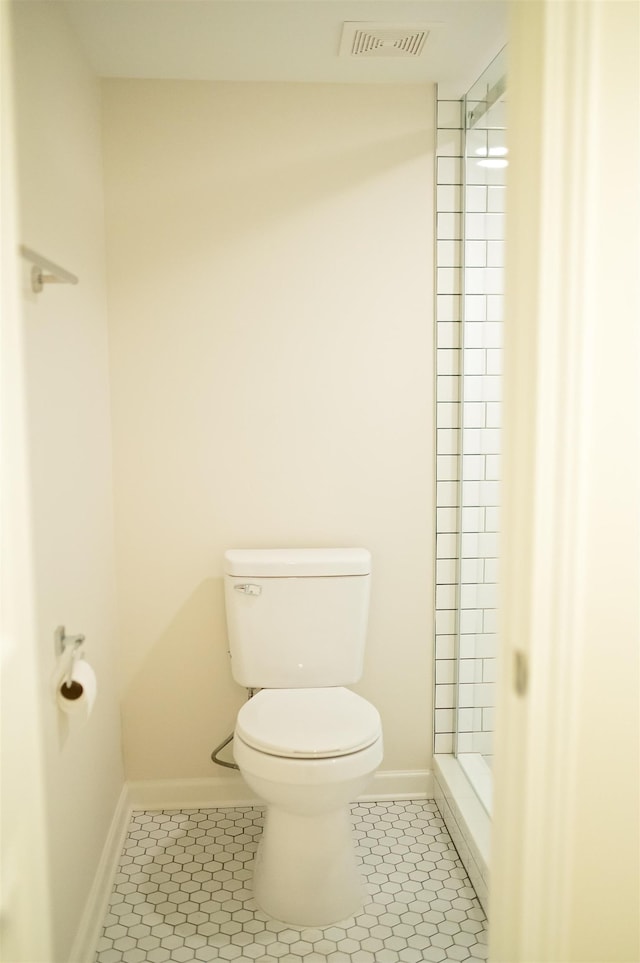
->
[236,687,381,759]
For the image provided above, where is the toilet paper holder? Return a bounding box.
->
[55,625,86,686]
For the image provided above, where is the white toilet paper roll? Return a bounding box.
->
[56,658,97,719]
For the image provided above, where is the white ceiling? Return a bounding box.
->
[63,0,507,97]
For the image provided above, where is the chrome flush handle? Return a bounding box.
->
[234,583,262,596]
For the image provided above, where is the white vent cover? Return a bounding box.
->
[339,22,432,59]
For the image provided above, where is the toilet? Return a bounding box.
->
[223,547,383,926]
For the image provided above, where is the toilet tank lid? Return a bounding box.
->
[224,548,371,577]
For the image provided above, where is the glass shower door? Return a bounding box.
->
[455,48,507,814]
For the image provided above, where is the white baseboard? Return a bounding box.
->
[127,769,433,811]
[69,783,131,963]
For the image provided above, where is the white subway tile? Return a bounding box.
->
[462,427,482,453]
[436,583,457,609]
[486,349,502,375]
[458,684,476,708]
[437,428,460,456]
[437,321,461,349]
[463,323,485,349]
[436,506,458,532]
[436,558,458,584]
[458,634,477,659]
[482,376,502,402]
[437,156,463,185]
[477,532,498,557]
[437,348,461,375]
[437,184,463,213]
[436,128,462,157]
[487,186,506,213]
[436,454,459,481]
[462,453,485,480]
[488,127,508,156]
[462,455,485,481]
[456,732,474,752]
[459,658,483,684]
[436,478,459,506]
[467,161,507,187]
[435,609,456,634]
[458,707,483,732]
[465,268,488,295]
[487,240,505,267]
[436,634,456,659]
[460,609,483,633]
[487,293,504,320]
[437,267,462,296]
[482,706,496,729]
[437,402,461,429]
[473,682,496,707]
[460,583,478,609]
[436,293,461,321]
[476,583,497,608]
[437,213,462,241]
[462,480,481,506]
[486,401,501,427]
[484,267,504,295]
[485,506,500,532]
[484,214,505,240]
[435,684,455,708]
[482,660,497,684]
[436,375,461,403]
[475,634,497,658]
[465,240,487,268]
[482,321,503,348]
[472,731,493,755]
[463,402,486,428]
[437,100,463,129]
[461,505,485,532]
[484,558,499,583]
[466,129,488,157]
[463,375,484,402]
[434,708,455,732]
[436,532,458,560]
[463,348,486,375]
[480,480,500,507]
[483,609,498,633]
[485,454,501,480]
[480,427,501,454]
[434,733,454,754]
[461,558,484,583]
[464,294,487,321]
[437,240,462,268]
[465,212,489,239]
[466,185,488,213]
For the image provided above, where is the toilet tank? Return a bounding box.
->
[223,548,371,688]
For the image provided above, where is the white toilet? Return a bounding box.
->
[223,547,383,926]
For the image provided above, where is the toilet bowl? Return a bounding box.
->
[234,686,383,926]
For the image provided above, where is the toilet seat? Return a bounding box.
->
[236,687,381,759]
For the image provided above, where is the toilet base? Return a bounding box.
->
[253,804,365,926]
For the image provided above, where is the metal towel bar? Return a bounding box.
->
[20,245,79,293]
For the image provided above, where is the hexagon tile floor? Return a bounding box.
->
[95,800,487,963]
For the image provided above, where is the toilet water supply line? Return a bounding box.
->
[210,688,257,771]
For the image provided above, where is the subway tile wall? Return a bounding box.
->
[434,96,504,758]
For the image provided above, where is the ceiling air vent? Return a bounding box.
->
[339,22,431,58]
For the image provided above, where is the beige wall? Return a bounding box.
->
[102,80,435,781]
[8,4,124,960]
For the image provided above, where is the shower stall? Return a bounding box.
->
[433,47,507,912]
